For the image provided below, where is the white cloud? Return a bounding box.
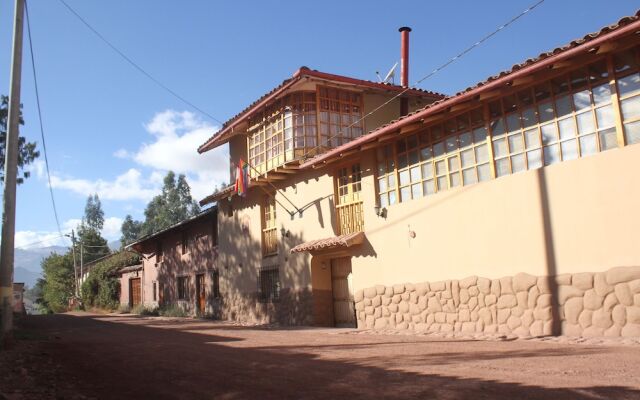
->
[50,168,160,201]
[15,217,123,250]
[45,110,229,203]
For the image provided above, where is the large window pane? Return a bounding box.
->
[508,134,524,152]
[399,170,410,186]
[521,107,537,128]
[543,144,560,166]
[555,95,572,118]
[495,158,510,177]
[423,179,436,195]
[524,129,540,148]
[527,149,542,169]
[411,184,422,200]
[561,139,579,161]
[477,164,491,182]
[511,154,526,173]
[473,127,487,142]
[410,166,421,182]
[621,96,640,121]
[538,102,555,123]
[598,128,618,151]
[624,120,640,145]
[461,149,475,168]
[493,138,508,157]
[450,173,461,188]
[580,134,597,157]
[435,160,446,175]
[462,168,477,185]
[448,156,460,172]
[617,73,640,97]
[422,163,434,178]
[378,178,387,192]
[592,83,611,105]
[573,90,591,111]
[459,132,472,148]
[475,144,489,163]
[595,105,614,129]
[437,176,448,191]
[400,186,411,202]
[576,112,595,135]
[558,118,576,140]
[541,123,558,144]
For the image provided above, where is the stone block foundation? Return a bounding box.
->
[354,267,640,337]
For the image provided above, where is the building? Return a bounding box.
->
[12,282,25,314]
[194,11,640,337]
[125,207,218,314]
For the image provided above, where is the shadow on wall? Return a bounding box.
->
[28,314,640,400]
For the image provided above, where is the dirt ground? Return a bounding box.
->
[2,312,640,400]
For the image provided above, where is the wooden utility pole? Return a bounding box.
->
[0,0,25,343]
[68,230,78,297]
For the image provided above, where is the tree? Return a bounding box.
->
[78,194,110,264]
[40,252,75,313]
[81,250,141,310]
[83,193,104,231]
[0,95,39,184]
[121,171,200,241]
[120,215,142,247]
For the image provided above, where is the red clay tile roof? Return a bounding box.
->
[199,184,235,206]
[197,67,445,153]
[290,231,365,253]
[301,10,640,169]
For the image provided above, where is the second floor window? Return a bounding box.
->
[262,196,278,256]
[335,164,364,235]
[156,241,163,263]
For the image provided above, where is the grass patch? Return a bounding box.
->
[158,305,187,318]
[131,304,159,316]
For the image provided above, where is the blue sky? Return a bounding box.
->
[1,0,636,248]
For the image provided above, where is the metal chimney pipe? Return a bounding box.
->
[399,27,411,116]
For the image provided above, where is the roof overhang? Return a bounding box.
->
[300,12,640,169]
[197,67,445,153]
[290,231,365,254]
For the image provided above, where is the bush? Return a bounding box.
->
[117,304,131,314]
[131,304,159,316]
[158,304,187,318]
[81,251,141,310]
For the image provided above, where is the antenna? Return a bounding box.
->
[375,71,384,82]
[383,62,398,84]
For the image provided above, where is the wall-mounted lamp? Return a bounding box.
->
[374,204,387,218]
[280,227,290,238]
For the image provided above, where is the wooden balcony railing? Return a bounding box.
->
[262,227,278,256]
[336,201,364,235]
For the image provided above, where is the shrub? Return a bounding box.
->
[131,304,159,316]
[81,251,141,310]
[117,304,131,314]
[158,304,187,318]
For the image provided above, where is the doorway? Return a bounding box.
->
[331,257,356,327]
[195,273,206,314]
[130,278,141,307]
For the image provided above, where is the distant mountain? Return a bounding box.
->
[14,246,67,288]
[108,240,121,251]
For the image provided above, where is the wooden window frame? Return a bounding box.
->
[257,267,280,303]
[334,162,364,235]
[261,195,278,257]
[177,276,189,301]
[211,270,221,299]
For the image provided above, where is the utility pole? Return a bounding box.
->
[0,0,25,344]
[67,230,78,297]
[79,241,83,296]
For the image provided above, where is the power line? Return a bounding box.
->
[56,0,224,125]
[298,0,546,162]
[14,233,69,250]
[24,0,67,245]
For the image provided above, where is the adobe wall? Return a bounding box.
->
[354,266,640,337]
[211,288,313,325]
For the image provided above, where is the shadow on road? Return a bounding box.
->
[20,313,640,400]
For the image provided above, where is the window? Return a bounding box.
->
[615,48,640,145]
[376,49,640,206]
[152,281,157,301]
[156,241,163,263]
[211,270,220,299]
[318,87,364,147]
[257,267,280,303]
[335,163,364,234]
[262,196,277,256]
[181,232,189,255]
[177,276,188,300]
[211,217,218,247]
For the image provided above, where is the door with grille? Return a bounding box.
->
[331,257,356,327]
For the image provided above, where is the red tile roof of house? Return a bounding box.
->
[301,10,640,169]
[290,231,365,253]
[197,67,445,153]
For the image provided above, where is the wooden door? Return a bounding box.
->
[196,274,206,314]
[331,257,356,327]
[130,278,141,307]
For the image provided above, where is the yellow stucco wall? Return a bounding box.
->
[351,142,640,292]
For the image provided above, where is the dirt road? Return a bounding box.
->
[4,312,640,399]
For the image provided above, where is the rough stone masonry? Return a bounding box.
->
[354,266,640,337]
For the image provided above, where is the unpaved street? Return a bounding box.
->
[4,312,640,399]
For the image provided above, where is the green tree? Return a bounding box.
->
[40,252,75,313]
[122,171,200,240]
[83,193,104,231]
[81,251,140,310]
[120,214,142,247]
[0,95,40,184]
[78,194,110,264]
